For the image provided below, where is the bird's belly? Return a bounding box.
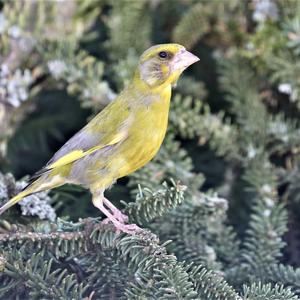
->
[108,110,169,179]
[116,132,164,177]
[72,131,165,191]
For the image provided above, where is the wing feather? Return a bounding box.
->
[28,98,131,182]
[46,131,127,170]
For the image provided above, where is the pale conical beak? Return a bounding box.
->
[173,49,200,71]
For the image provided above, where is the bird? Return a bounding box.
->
[0,44,199,234]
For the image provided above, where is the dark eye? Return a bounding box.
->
[158,51,168,59]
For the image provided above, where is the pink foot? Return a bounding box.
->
[112,210,128,223]
[93,195,139,234]
[102,218,140,234]
[101,210,128,224]
[101,218,111,225]
[103,199,129,223]
[114,223,141,235]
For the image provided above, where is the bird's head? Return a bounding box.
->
[136,43,199,88]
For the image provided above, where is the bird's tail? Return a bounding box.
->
[0,189,34,215]
[0,175,63,215]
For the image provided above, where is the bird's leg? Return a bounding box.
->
[92,194,140,234]
[103,198,128,223]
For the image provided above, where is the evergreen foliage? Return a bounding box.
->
[1,0,300,299]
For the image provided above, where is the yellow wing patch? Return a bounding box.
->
[47,150,86,169]
[47,131,127,170]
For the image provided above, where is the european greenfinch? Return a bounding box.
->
[0,44,199,233]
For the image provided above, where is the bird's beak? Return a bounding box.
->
[173,49,200,71]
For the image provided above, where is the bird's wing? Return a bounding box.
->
[31,99,131,180]
[46,130,126,170]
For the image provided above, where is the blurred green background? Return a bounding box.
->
[1,1,300,298]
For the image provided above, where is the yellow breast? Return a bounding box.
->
[108,86,171,179]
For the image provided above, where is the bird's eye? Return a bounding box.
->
[158,51,168,59]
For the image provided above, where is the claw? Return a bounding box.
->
[103,198,129,223]
[113,210,128,223]
[101,211,128,224]
[114,223,141,234]
[101,218,111,225]
[101,218,141,234]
